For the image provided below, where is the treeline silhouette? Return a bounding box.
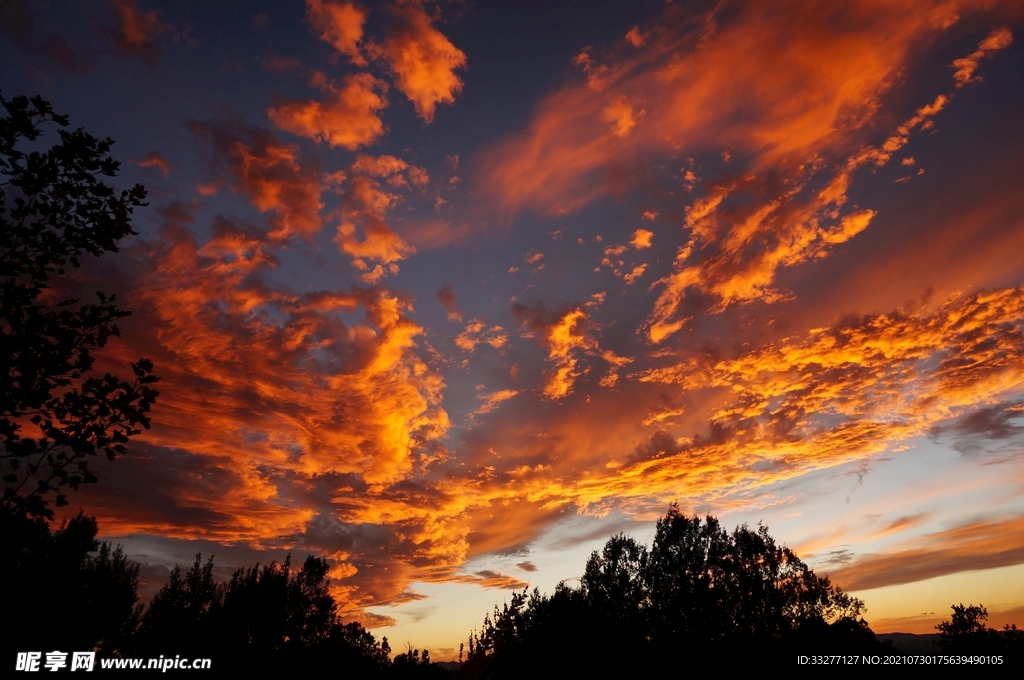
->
[1,504,450,676]
[458,507,1024,676]
[460,505,883,677]
[4,501,1023,673]
[936,604,1024,655]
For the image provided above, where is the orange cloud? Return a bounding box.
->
[352,153,428,188]
[416,566,529,591]
[86,202,459,608]
[377,0,466,122]
[395,217,479,250]
[597,243,649,289]
[471,389,521,418]
[306,0,367,65]
[625,26,645,48]
[623,264,647,286]
[189,116,325,241]
[616,286,1024,508]
[419,284,1024,571]
[455,320,507,354]
[430,282,1024,549]
[487,1,941,214]
[875,513,934,539]
[268,72,388,150]
[334,154,425,279]
[952,26,1013,86]
[601,94,641,138]
[599,350,633,389]
[66,0,1024,627]
[477,0,1018,322]
[91,238,1024,615]
[513,303,599,400]
[135,150,170,176]
[107,0,168,66]
[643,23,1013,342]
[630,229,653,249]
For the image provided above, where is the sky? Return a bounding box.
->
[3,0,1024,658]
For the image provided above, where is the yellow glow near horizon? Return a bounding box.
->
[856,563,1024,634]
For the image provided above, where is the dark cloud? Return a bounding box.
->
[540,516,648,552]
[812,548,854,567]
[104,0,170,68]
[494,544,530,558]
[930,402,1024,455]
[0,0,93,72]
[632,430,686,462]
[188,112,325,241]
[436,282,461,320]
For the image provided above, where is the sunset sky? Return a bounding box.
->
[3,0,1024,658]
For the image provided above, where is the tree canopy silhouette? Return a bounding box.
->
[126,552,456,675]
[132,552,394,673]
[1,93,158,518]
[936,604,1024,655]
[462,505,881,677]
[640,508,870,648]
[0,508,141,656]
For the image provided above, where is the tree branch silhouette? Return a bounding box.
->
[1,93,158,518]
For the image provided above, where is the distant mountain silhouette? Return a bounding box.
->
[877,632,940,654]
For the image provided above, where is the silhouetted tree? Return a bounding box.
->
[132,553,223,657]
[580,532,647,622]
[1,93,158,519]
[937,604,1024,655]
[644,506,874,652]
[0,505,141,656]
[392,645,454,679]
[461,505,882,678]
[134,552,396,674]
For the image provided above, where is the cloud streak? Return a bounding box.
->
[831,515,1024,591]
